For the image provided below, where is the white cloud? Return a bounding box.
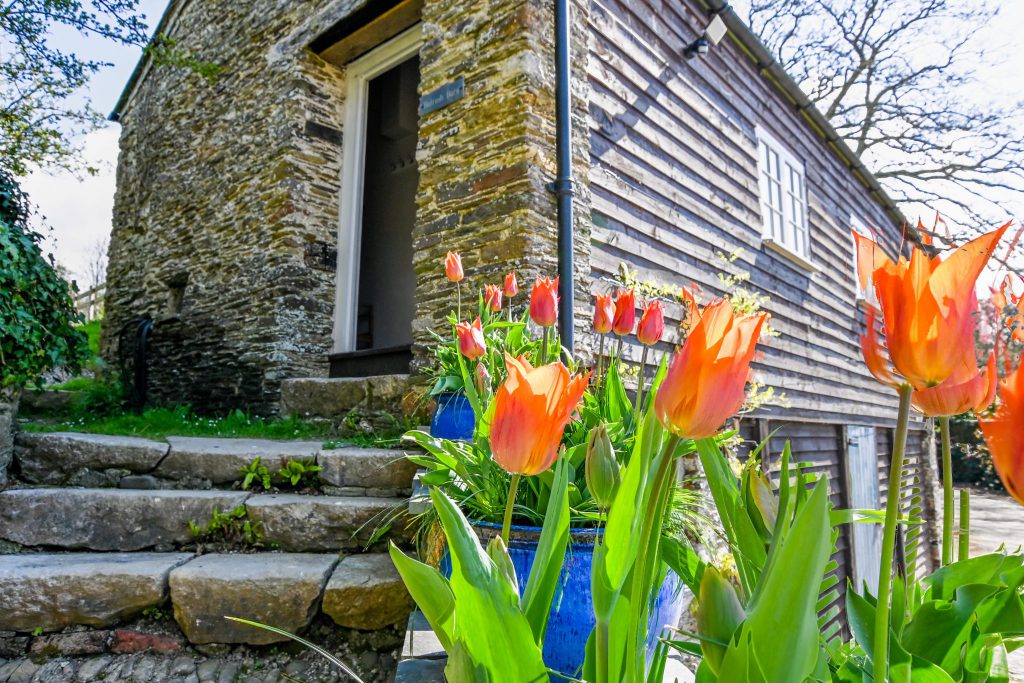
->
[21,126,122,287]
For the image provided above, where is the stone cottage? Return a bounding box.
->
[104,0,941,629]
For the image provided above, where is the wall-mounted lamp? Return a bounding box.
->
[683,14,728,60]
[683,37,709,59]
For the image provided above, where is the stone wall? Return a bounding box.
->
[0,389,17,488]
[104,0,593,413]
[411,0,592,363]
[104,0,362,414]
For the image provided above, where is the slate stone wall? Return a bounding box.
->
[104,0,593,413]
[0,389,18,487]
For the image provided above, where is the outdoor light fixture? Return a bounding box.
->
[684,13,728,59]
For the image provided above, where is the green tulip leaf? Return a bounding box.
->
[429,488,549,682]
[388,543,455,652]
[521,455,571,644]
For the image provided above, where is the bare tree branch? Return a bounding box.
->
[746,0,1024,276]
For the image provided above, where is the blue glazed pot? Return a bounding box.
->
[430,391,475,441]
[441,521,687,677]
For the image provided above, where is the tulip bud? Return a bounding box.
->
[585,424,620,511]
[486,535,519,593]
[484,284,503,312]
[743,464,778,539]
[636,300,665,346]
[475,362,490,394]
[696,566,746,675]
[529,277,559,328]
[455,317,486,361]
[444,251,464,282]
[593,293,614,335]
[612,289,636,336]
[504,272,519,298]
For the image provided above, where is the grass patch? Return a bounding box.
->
[22,406,332,441]
[47,376,97,392]
[80,319,102,357]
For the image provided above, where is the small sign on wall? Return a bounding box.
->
[419,77,465,116]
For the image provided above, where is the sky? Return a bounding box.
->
[22,0,1024,286]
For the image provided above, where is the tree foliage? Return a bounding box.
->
[745,0,1024,271]
[0,1,218,177]
[0,1,150,175]
[0,171,89,388]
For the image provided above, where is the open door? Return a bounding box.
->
[846,425,882,595]
[332,27,421,376]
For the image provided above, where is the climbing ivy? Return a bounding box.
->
[0,172,89,389]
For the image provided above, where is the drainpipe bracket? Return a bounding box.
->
[547,179,576,197]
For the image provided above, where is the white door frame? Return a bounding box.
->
[332,25,423,353]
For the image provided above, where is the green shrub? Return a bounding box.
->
[0,173,89,389]
[948,413,1003,491]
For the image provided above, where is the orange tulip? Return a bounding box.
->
[593,293,614,334]
[655,299,767,439]
[445,251,464,282]
[490,354,590,475]
[455,317,486,361]
[504,272,519,298]
[484,284,503,312]
[979,360,1024,505]
[912,352,998,417]
[856,223,1009,390]
[530,277,559,327]
[612,289,636,336]
[637,300,665,346]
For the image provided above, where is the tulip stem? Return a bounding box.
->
[958,488,970,562]
[457,282,462,321]
[595,619,610,683]
[625,434,680,682]
[634,345,649,419]
[501,474,522,547]
[940,416,954,566]
[874,382,913,683]
[541,328,549,364]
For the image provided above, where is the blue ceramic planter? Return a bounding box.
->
[430,391,475,441]
[441,521,687,677]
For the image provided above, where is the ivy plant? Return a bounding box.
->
[0,173,89,389]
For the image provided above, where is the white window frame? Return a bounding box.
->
[756,125,814,270]
[850,214,878,305]
[332,25,423,353]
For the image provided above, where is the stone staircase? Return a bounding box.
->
[0,431,419,683]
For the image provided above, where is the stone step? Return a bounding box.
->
[280,374,409,420]
[169,553,340,646]
[246,494,411,551]
[13,432,417,493]
[0,489,249,551]
[0,488,409,552]
[0,552,413,648]
[0,553,192,633]
[14,432,169,485]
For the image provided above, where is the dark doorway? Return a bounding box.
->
[355,55,418,352]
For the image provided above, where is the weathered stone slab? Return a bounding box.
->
[280,378,367,419]
[317,447,417,490]
[0,553,193,632]
[14,432,169,484]
[155,437,322,484]
[245,495,406,551]
[322,554,414,630]
[169,553,338,645]
[280,375,409,419]
[0,489,249,550]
